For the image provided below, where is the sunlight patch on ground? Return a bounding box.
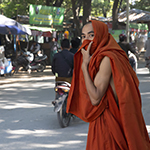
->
[137,67,149,74]
[0,119,4,123]
[6,76,54,82]
[28,143,63,148]
[0,142,63,149]
[20,88,38,91]
[146,125,150,138]
[12,120,20,123]
[2,82,55,89]
[5,129,61,137]
[140,92,150,96]
[59,140,84,144]
[0,76,55,88]
[75,133,88,137]
[139,80,150,83]
[7,135,24,139]
[2,88,17,91]
[0,102,47,109]
[146,125,150,133]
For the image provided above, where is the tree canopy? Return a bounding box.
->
[0,0,149,34]
[131,0,150,11]
[91,0,113,18]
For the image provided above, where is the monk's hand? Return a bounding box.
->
[81,41,93,69]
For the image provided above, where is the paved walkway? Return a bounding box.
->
[0,52,147,85]
[1,53,150,137]
[0,66,53,85]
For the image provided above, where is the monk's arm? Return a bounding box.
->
[82,56,112,106]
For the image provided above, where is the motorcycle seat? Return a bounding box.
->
[34,55,47,62]
[55,77,72,84]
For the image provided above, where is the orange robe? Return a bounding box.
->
[66,20,150,150]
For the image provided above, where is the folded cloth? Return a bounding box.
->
[66,20,150,150]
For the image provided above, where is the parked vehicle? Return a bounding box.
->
[12,49,47,74]
[52,81,72,128]
[28,54,47,73]
[0,45,12,76]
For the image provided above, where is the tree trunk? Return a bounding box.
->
[46,0,64,7]
[71,0,82,37]
[112,0,119,30]
[46,0,50,6]
[102,7,107,18]
[83,0,92,26]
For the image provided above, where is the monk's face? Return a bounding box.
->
[81,23,94,43]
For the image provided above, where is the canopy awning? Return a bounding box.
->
[0,15,31,35]
[105,9,150,23]
[22,24,55,32]
[22,24,55,37]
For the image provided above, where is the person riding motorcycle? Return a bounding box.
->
[30,41,44,62]
[118,34,138,71]
[52,39,74,83]
[51,39,74,127]
[30,41,40,54]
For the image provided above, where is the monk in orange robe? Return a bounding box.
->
[66,20,150,150]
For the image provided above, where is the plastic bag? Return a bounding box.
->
[4,57,9,67]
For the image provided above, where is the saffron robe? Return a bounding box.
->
[66,20,150,150]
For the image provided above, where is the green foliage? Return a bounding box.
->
[0,0,73,20]
[130,0,150,11]
[0,0,46,17]
[118,0,127,13]
[1,0,149,23]
[61,0,73,20]
[91,0,113,18]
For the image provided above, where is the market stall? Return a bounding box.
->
[27,4,65,65]
[0,14,31,76]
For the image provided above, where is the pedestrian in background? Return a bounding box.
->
[70,37,81,54]
[49,37,58,65]
[118,34,138,71]
[66,20,150,150]
[144,32,150,67]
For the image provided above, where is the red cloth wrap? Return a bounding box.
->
[66,20,150,150]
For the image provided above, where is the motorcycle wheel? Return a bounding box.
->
[57,99,71,128]
[36,62,46,72]
[11,65,20,75]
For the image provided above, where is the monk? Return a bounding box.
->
[66,20,150,150]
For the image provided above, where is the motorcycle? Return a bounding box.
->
[145,57,150,73]
[28,54,47,73]
[12,49,47,74]
[52,81,72,128]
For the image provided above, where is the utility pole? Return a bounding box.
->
[126,0,130,43]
